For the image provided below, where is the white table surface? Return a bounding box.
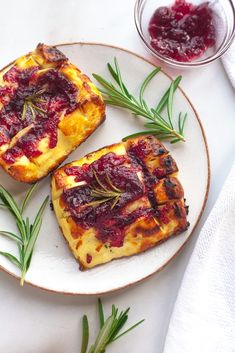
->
[0,1,235,352]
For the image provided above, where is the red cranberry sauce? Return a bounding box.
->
[62,139,183,248]
[148,0,216,62]
[62,153,147,247]
[86,254,92,264]
[1,66,78,163]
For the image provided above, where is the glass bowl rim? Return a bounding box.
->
[134,0,235,68]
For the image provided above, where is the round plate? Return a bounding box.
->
[0,43,209,294]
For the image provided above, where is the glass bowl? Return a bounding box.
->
[134,0,235,68]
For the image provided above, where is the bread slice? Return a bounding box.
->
[0,43,105,182]
[51,135,188,269]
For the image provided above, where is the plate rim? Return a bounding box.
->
[0,42,210,295]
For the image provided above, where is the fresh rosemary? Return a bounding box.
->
[93,58,187,144]
[21,88,47,120]
[88,170,123,209]
[0,183,49,286]
[80,298,144,353]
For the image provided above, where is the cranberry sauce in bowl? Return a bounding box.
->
[148,0,216,62]
[134,0,235,68]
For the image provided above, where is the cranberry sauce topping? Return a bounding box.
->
[65,153,127,183]
[86,254,92,264]
[62,153,145,247]
[0,66,78,163]
[62,137,184,249]
[3,66,38,85]
[148,0,216,62]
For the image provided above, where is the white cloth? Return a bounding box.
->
[163,163,235,353]
[222,40,235,88]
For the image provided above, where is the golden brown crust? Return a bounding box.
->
[36,43,67,65]
[51,135,188,270]
[0,44,105,183]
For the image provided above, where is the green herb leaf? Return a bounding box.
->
[24,217,31,240]
[87,171,123,209]
[122,130,162,141]
[167,81,174,129]
[21,183,38,214]
[155,76,182,114]
[107,307,129,343]
[21,88,47,121]
[0,231,23,244]
[0,251,21,269]
[112,319,145,342]
[0,203,8,208]
[139,67,161,108]
[92,315,114,353]
[23,218,42,270]
[0,184,22,220]
[24,196,49,268]
[98,298,105,329]
[81,315,89,353]
[107,61,131,99]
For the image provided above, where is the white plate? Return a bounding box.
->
[0,43,209,295]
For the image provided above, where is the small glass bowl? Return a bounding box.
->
[134,0,235,68]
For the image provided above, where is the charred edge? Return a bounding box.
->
[36,43,68,64]
[50,200,54,211]
[127,151,158,210]
[184,198,189,215]
[164,178,177,199]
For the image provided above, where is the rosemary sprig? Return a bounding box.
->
[93,58,187,144]
[0,183,49,286]
[80,298,144,353]
[88,170,123,209]
[21,88,47,121]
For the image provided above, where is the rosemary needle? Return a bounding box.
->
[87,170,123,209]
[21,88,47,121]
[81,315,89,353]
[93,58,187,144]
[0,183,48,286]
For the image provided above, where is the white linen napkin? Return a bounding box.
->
[163,163,235,353]
[222,40,235,88]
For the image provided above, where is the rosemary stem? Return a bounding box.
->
[93,59,187,144]
[104,96,153,120]
[0,184,48,286]
[20,268,26,287]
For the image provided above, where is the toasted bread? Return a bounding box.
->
[51,135,188,270]
[0,44,105,182]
